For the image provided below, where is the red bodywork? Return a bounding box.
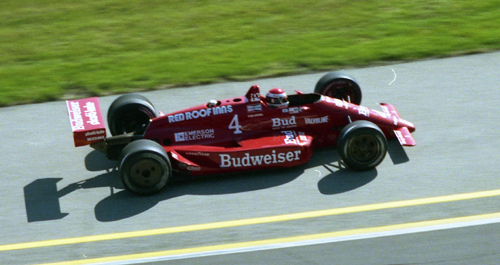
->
[66,97,106,147]
[139,85,415,176]
[67,86,416,177]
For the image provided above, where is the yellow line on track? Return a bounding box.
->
[2,189,500,252]
[39,212,500,265]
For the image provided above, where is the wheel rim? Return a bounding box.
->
[129,158,164,188]
[347,134,382,164]
[323,80,354,103]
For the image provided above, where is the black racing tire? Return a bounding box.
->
[107,93,157,136]
[315,72,362,105]
[119,140,171,195]
[338,121,387,171]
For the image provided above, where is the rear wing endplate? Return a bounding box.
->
[66,97,107,147]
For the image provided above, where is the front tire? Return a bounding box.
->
[338,121,387,171]
[107,94,157,136]
[315,72,362,105]
[119,140,171,195]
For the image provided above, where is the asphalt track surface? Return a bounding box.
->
[1,52,499,264]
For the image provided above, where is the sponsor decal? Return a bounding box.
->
[219,150,302,168]
[187,166,201,171]
[85,129,106,142]
[372,110,389,119]
[85,130,105,137]
[400,120,414,128]
[395,130,406,145]
[68,100,102,130]
[289,107,301,114]
[69,101,85,130]
[175,129,215,142]
[283,131,308,145]
[83,101,101,126]
[305,116,328,125]
[248,113,264,118]
[185,151,210,157]
[357,106,370,117]
[282,107,302,114]
[380,105,390,115]
[67,98,106,147]
[86,135,105,142]
[247,103,262,112]
[327,98,349,109]
[272,116,297,129]
[249,92,261,102]
[168,105,233,123]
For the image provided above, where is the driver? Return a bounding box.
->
[266,88,289,108]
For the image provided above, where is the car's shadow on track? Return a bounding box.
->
[93,160,308,222]
[24,140,408,222]
[316,139,407,195]
[91,148,377,222]
[317,162,377,195]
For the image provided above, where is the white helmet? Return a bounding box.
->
[266,88,289,108]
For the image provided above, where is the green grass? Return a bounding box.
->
[1,0,500,106]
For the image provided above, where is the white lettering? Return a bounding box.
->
[86,135,105,142]
[283,131,308,145]
[186,151,210,157]
[229,114,242,134]
[263,154,272,164]
[277,152,286,163]
[250,93,260,102]
[358,106,370,117]
[305,116,328,125]
[395,130,406,145]
[283,130,296,144]
[85,130,105,137]
[168,105,234,123]
[219,150,302,168]
[329,98,349,109]
[271,116,297,129]
[70,102,85,130]
[220,154,231,167]
[241,153,251,166]
[83,102,100,125]
[174,129,215,142]
[169,113,185,123]
[294,150,301,160]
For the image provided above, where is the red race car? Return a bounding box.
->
[67,72,416,195]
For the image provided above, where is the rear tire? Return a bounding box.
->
[119,140,171,195]
[338,121,387,171]
[107,94,157,136]
[315,72,362,105]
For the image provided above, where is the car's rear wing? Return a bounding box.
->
[66,97,107,147]
[380,103,416,146]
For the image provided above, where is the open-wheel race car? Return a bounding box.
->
[67,72,416,195]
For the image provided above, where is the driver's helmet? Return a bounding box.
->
[266,88,289,108]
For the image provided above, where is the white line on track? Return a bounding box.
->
[389,69,397,85]
[41,212,500,265]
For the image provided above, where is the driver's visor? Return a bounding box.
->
[266,96,288,104]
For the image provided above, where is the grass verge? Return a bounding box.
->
[1,0,500,106]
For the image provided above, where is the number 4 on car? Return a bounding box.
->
[66,72,416,195]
